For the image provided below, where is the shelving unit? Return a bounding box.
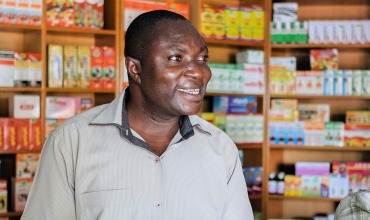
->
[0,0,121,218]
[265,0,370,218]
[0,0,369,219]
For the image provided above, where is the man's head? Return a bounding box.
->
[124,10,189,62]
[124,10,212,117]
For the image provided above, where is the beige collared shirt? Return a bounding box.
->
[21,90,253,220]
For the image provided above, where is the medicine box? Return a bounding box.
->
[90,46,104,88]
[2,118,16,151]
[63,45,78,88]
[213,96,257,114]
[295,162,330,176]
[12,177,33,212]
[16,153,39,178]
[29,118,42,150]
[102,46,116,89]
[45,96,78,119]
[12,95,40,119]
[14,52,29,87]
[48,44,63,87]
[77,46,91,88]
[0,51,15,87]
[27,53,42,87]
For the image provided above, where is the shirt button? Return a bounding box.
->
[156,203,162,208]
[154,158,160,163]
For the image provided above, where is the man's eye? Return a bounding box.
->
[169,55,182,61]
[198,55,208,62]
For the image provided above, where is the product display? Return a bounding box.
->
[0,0,368,219]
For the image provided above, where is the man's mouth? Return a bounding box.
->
[176,88,200,95]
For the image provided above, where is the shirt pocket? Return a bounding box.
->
[80,188,133,220]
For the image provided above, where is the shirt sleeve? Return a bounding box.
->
[21,130,76,220]
[222,140,254,220]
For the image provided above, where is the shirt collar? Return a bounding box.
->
[90,89,209,150]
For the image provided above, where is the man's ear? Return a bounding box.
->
[125,56,142,84]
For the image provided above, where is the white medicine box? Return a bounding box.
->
[12,95,40,118]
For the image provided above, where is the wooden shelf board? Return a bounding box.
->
[0,211,23,217]
[205,38,264,47]
[0,87,42,92]
[272,43,370,49]
[0,150,41,155]
[237,143,263,149]
[46,88,115,93]
[206,92,264,98]
[249,194,262,200]
[271,145,370,151]
[0,23,41,32]
[47,27,116,36]
[269,195,341,202]
[270,94,370,100]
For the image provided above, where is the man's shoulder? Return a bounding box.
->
[189,115,235,145]
[189,115,226,135]
[51,104,108,135]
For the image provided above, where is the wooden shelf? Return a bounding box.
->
[46,27,116,36]
[205,38,264,47]
[0,211,23,217]
[206,92,264,98]
[269,195,342,202]
[270,94,370,100]
[272,43,370,49]
[237,143,263,150]
[0,150,41,155]
[0,23,41,32]
[0,87,41,92]
[249,194,263,200]
[46,88,115,93]
[271,145,370,151]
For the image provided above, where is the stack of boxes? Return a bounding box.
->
[12,153,39,212]
[0,0,42,25]
[201,96,263,144]
[269,98,370,148]
[200,4,265,42]
[123,0,189,30]
[270,2,308,44]
[273,161,370,199]
[269,49,370,96]
[271,3,370,44]
[48,44,116,89]
[0,95,42,152]
[0,51,42,87]
[46,0,104,28]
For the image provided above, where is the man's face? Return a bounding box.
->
[139,20,212,117]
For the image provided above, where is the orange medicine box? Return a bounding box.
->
[102,46,116,89]
[15,119,29,151]
[3,118,16,151]
[29,118,42,150]
[89,46,103,89]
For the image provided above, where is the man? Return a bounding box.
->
[21,10,253,220]
[335,189,370,220]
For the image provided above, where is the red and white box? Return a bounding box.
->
[12,95,40,118]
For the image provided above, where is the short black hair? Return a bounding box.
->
[124,10,189,60]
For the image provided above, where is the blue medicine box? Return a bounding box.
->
[213,96,257,114]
